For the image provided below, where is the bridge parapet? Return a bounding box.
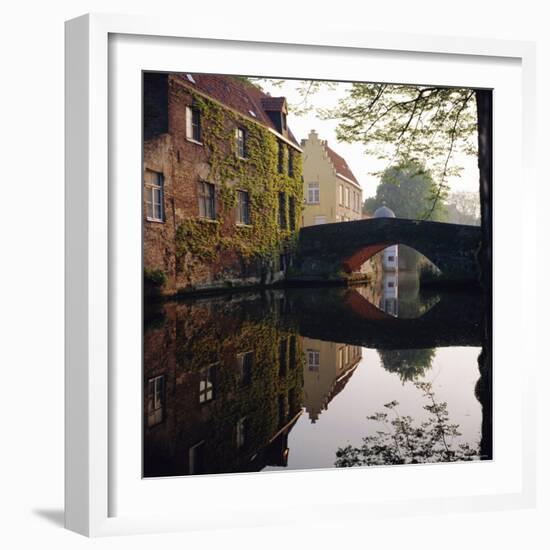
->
[293,218,482,284]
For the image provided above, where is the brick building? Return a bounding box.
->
[143,73,303,295]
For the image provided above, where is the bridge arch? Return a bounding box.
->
[294,217,482,284]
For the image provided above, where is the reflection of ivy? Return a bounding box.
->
[170,296,304,472]
[173,87,303,281]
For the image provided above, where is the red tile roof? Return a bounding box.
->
[322,141,360,185]
[172,73,299,146]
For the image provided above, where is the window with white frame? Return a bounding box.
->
[306,349,320,371]
[235,127,247,158]
[339,184,344,205]
[307,182,320,204]
[186,105,201,142]
[147,375,165,427]
[144,170,164,222]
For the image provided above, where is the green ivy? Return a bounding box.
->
[173,87,303,282]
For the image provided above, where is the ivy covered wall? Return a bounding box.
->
[143,73,303,295]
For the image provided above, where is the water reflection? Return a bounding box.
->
[143,283,491,477]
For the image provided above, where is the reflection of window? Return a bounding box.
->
[388,281,395,288]
[279,338,288,377]
[198,181,216,219]
[307,349,320,371]
[339,347,345,369]
[307,182,320,204]
[289,336,297,369]
[387,255,395,262]
[199,366,215,404]
[189,441,205,475]
[237,351,254,386]
[147,375,165,427]
[145,170,164,222]
[236,417,248,448]
[278,395,286,426]
[236,190,250,225]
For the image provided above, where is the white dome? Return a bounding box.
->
[373,205,396,218]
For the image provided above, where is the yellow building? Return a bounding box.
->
[301,129,363,227]
[302,337,362,423]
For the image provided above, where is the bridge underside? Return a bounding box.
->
[292,218,483,285]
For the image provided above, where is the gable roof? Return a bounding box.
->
[322,141,360,186]
[172,73,299,147]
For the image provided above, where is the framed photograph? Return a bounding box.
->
[65,13,537,536]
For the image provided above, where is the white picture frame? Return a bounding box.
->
[65,13,537,537]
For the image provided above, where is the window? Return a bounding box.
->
[236,417,248,448]
[307,182,320,204]
[387,255,395,262]
[314,215,327,225]
[198,181,216,219]
[277,141,284,174]
[235,127,247,158]
[188,441,205,475]
[237,351,254,386]
[147,375,165,427]
[186,106,201,142]
[144,170,164,222]
[289,196,296,231]
[287,148,293,177]
[339,184,344,205]
[282,112,287,131]
[279,338,288,377]
[339,347,345,369]
[345,187,350,208]
[278,395,286,426]
[307,349,320,371]
[199,366,215,404]
[278,192,287,229]
[388,281,395,288]
[236,190,250,225]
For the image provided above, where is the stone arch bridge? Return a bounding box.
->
[293,218,482,284]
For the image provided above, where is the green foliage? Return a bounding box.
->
[335,382,479,467]
[363,161,447,221]
[255,79,479,217]
[444,191,481,226]
[173,89,303,281]
[144,268,166,287]
[377,348,436,383]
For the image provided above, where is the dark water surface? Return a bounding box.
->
[143,274,491,477]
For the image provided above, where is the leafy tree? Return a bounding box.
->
[444,190,481,226]
[362,161,446,221]
[377,348,435,383]
[335,382,478,467]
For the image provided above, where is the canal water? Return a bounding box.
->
[143,270,491,477]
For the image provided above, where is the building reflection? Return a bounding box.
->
[302,338,362,422]
[143,298,304,477]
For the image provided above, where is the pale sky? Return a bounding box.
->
[256,79,480,200]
